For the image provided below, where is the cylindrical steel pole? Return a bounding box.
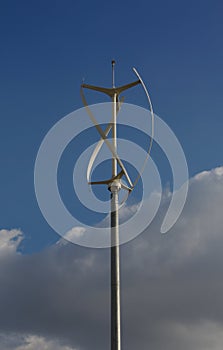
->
[112,59,116,88]
[110,63,121,350]
[110,184,121,350]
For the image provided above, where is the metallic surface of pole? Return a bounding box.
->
[112,59,116,88]
[110,185,121,350]
[110,60,121,350]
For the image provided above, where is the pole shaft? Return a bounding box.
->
[111,85,121,350]
[112,60,115,88]
[111,189,121,350]
[112,92,117,177]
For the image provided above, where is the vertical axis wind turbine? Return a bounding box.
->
[81,61,154,350]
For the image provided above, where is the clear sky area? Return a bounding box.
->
[0,1,223,349]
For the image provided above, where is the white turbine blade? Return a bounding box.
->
[115,79,140,94]
[81,86,133,187]
[81,83,114,97]
[88,170,125,186]
[89,179,110,185]
[120,182,132,192]
[87,96,125,182]
[82,80,140,97]
[87,139,103,183]
[132,67,155,187]
[87,125,111,183]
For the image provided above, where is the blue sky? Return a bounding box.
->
[1,1,223,349]
[1,0,223,252]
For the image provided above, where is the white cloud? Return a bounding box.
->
[1,166,223,350]
[194,165,223,181]
[63,227,86,241]
[160,321,223,350]
[15,334,77,350]
[0,333,77,350]
[0,229,23,256]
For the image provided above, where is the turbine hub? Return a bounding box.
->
[108,179,122,192]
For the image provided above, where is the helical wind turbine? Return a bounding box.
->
[80,61,154,350]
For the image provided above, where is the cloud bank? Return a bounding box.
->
[1,166,223,350]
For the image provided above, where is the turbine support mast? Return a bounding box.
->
[80,61,154,350]
[110,60,121,350]
[112,59,116,88]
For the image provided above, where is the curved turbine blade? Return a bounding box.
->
[87,96,125,183]
[80,87,133,187]
[89,170,125,186]
[81,80,140,97]
[132,67,155,187]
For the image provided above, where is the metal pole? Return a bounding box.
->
[110,184,121,350]
[112,59,116,88]
[81,62,152,350]
[110,60,121,350]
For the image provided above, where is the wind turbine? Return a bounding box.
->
[81,61,154,350]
